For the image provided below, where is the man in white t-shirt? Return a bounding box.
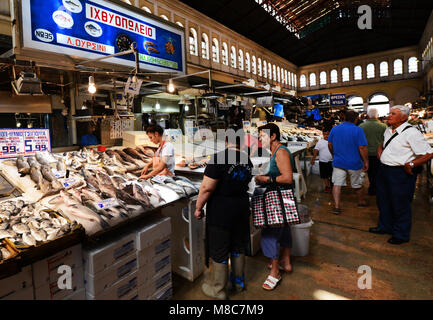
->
[140,125,175,179]
[311,131,333,192]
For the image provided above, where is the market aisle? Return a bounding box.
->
[172,173,433,300]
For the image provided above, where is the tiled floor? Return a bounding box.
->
[172,173,433,300]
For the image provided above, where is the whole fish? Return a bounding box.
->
[81,169,100,190]
[116,188,143,206]
[115,150,145,168]
[57,159,67,172]
[123,148,149,162]
[132,183,154,209]
[17,156,30,175]
[35,151,57,166]
[110,175,127,189]
[30,227,47,242]
[30,167,52,194]
[68,189,83,203]
[98,183,117,199]
[22,232,36,246]
[83,200,115,221]
[136,146,155,158]
[41,165,63,190]
[96,172,113,186]
[82,187,129,217]
[27,156,41,169]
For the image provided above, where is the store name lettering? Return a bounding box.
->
[67,37,106,53]
[86,4,156,40]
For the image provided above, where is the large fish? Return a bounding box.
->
[106,150,137,171]
[16,156,30,175]
[136,145,155,158]
[81,169,100,190]
[110,175,127,189]
[35,151,57,166]
[27,156,41,169]
[30,167,52,194]
[81,187,129,217]
[123,147,149,162]
[41,165,63,190]
[152,176,187,197]
[114,150,146,169]
[132,183,154,209]
[96,172,113,186]
[57,159,67,172]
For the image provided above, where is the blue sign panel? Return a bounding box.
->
[21,0,185,73]
[330,94,346,106]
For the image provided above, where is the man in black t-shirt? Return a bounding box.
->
[194,128,252,300]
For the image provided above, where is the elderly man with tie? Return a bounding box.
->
[369,105,433,244]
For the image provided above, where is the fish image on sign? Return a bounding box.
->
[63,0,82,13]
[52,10,74,29]
[84,21,102,37]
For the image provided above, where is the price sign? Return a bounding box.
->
[0,129,51,159]
[95,198,119,209]
[53,170,66,179]
[61,178,76,188]
[85,163,103,171]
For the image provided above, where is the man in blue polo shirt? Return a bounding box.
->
[328,110,369,215]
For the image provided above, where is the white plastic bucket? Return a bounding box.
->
[290,219,314,257]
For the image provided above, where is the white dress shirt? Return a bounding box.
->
[380,122,433,166]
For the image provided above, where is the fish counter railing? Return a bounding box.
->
[0,146,201,276]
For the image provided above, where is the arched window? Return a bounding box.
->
[309,73,317,86]
[230,46,237,68]
[201,33,209,60]
[245,52,251,73]
[238,49,244,70]
[283,69,287,85]
[175,21,184,28]
[189,28,198,56]
[300,75,307,88]
[277,66,281,83]
[354,65,362,80]
[366,63,375,78]
[330,69,338,83]
[393,59,403,75]
[160,15,169,21]
[369,93,390,117]
[272,65,277,81]
[408,57,418,73]
[348,96,364,113]
[222,42,228,65]
[142,6,152,14]
[212,38,219,63]
[268,62,272,80]
[258,58,262,76]
[342,67,349,82]
[252,56,257,74]
[380,61,388,77]
[263,60,267,78]
[294,74,297,88]
[320,71,327,85]
[292,73,295,87]
[288,71,291,86]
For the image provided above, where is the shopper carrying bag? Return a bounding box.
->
[254,123,296,291]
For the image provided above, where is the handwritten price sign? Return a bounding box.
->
[0,129,51,159]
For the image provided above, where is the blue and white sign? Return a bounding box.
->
[20,0,185,73]
[330,94,346,106]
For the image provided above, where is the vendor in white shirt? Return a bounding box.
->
[140,125,175,179]
[369,105,433,245]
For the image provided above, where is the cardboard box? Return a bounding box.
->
[1,286,34,300]
[137,256,171,286]
[83,233,136,275]
[85,270,138,300]
[0,265,33,299]
[137,270,172,299]
[84,252,138,296]
[62,288,86,300]
[148,281,172,300]
[32,244,82,289]
[137,236,170,267]
[122,131,158,148]
[135,215,171,251]
[34,267,84,300]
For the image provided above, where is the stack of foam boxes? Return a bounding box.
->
[0,265,34,300]
[32,244,85,300]
[136,214,172,300]
[83,232,138,300]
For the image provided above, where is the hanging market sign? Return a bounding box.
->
[19,0,185,73]
[330,94,346,106]
[0,129,51,159]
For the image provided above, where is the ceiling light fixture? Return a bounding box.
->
[168,79,175,93]
[88,75,96,94]
[155,101,160,110]
[27,122,33,129]
[184,105,189,111]
[16,121,21,128]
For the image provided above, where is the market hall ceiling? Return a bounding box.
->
[180,0,433,66]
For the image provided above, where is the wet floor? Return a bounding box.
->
[172,173,433,300]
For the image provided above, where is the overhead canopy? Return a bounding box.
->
[180,0,433,66]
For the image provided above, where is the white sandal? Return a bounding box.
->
[262,274,281,291]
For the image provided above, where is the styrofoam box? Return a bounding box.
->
[84,252,138,296]
[122,131,158,148]
[0,265,33,299]
[137,256,171,286]
[86,270,138,300]
[250,229,262,256]
[32,244,82,289]
[62,288,86,300]
[311,162,320,175]
[138,271,172,300]
[83,232,136,275]
[137,236,170,267]
[1,286,34,300]
[148,281,172,300]
[135,215,171,251]
[34,267,84,300]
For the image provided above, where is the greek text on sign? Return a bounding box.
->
[85,163,103,171]
[57,33,114,54]
[61,178,76,188]
[86,4,155,40]
[95,198,119,209]
[0,129,51,159]
[330,94,346,106]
